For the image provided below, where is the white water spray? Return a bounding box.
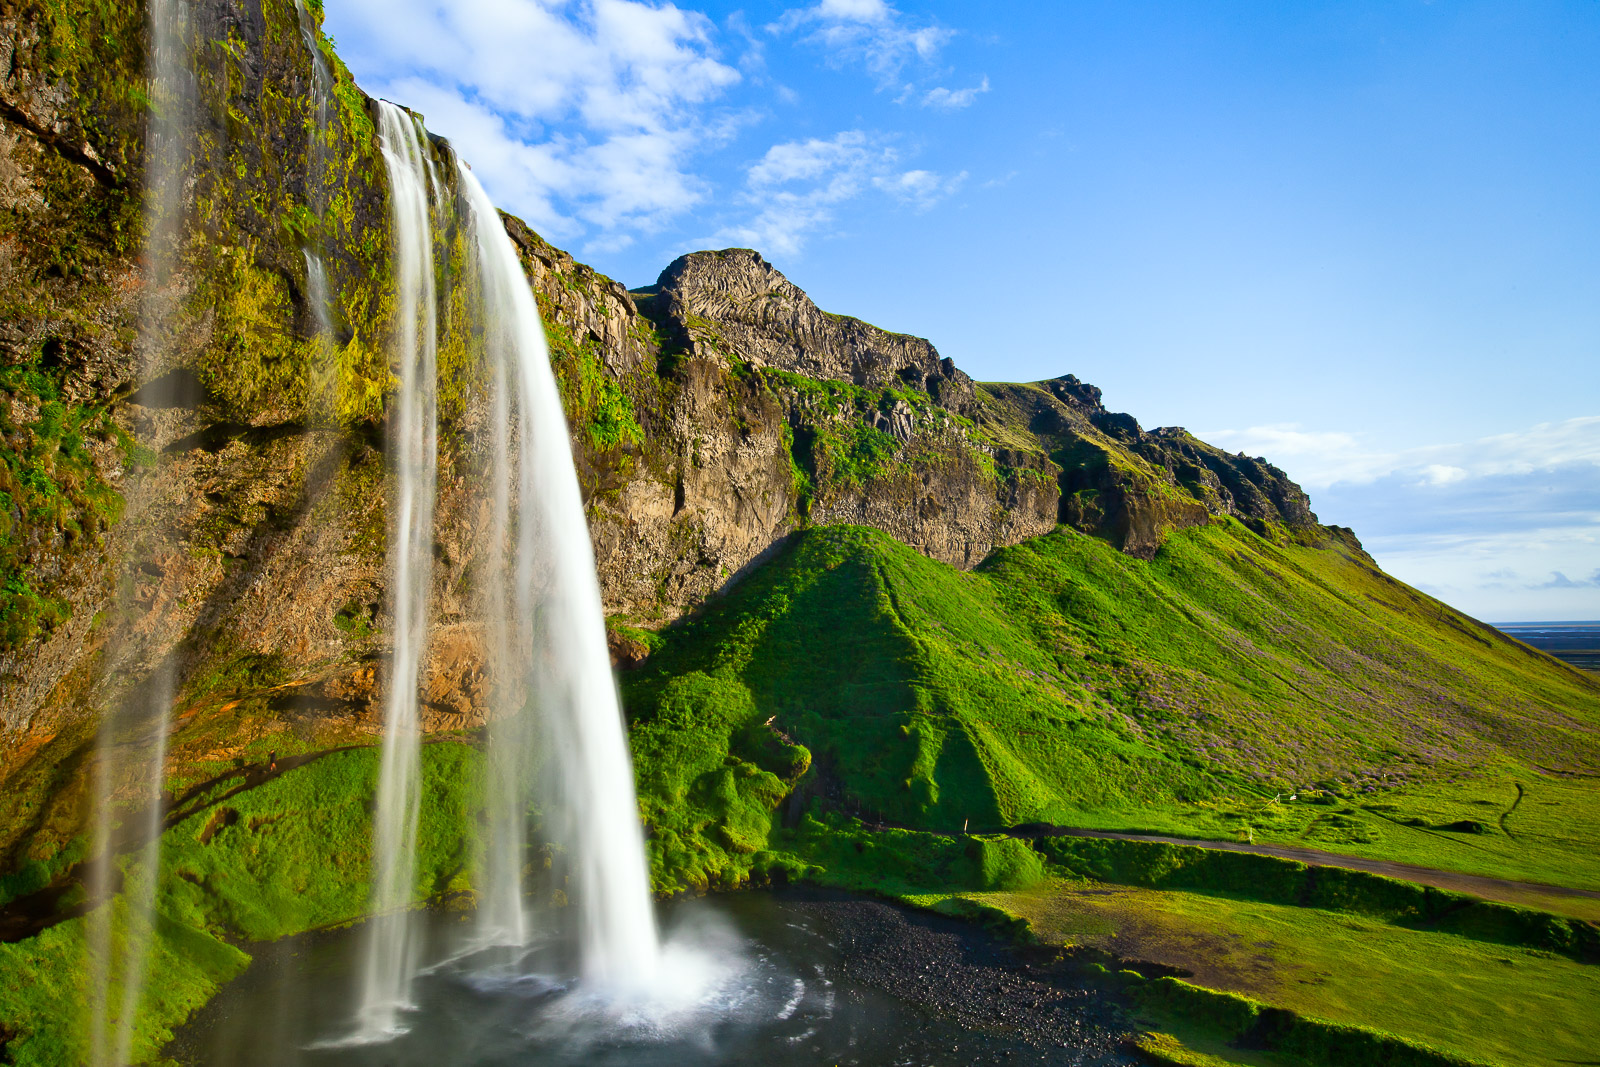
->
[352,100,440,1040]
[457,163,662,989]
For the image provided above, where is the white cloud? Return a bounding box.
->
[922,76,989,110]
[871,167,967,208]
[715,131,963,255]
[748,131,877,186]
[1419,463,1468,486]
[768,0,953,85]
[333,0,741,243]
[1208,416,1600,621]
[819,0,891,20]
[1203,416,1600,489]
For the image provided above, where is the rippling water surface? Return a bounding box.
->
[166,891,1139,1067]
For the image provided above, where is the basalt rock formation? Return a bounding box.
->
[643,247,977,413]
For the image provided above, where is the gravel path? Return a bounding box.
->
[1029,826,1600,902]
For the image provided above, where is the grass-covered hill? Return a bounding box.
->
[622,518,1600,892]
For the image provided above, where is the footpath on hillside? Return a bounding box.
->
[1018,825,1600,904]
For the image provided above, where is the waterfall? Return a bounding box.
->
[293,0,337,415]
[302,249,334,343]
[457,163,662,989]
[86,0,190,1062]
[352,100,440,1040]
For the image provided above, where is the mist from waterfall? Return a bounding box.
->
[85,0,190,1062]
[351,100,440,1041]
[457,163,662,989]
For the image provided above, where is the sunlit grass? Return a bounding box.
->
[961,879,1600,1067]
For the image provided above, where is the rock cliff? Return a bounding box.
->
[0,0,1329,797]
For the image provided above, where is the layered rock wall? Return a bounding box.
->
[0,0,1329,753]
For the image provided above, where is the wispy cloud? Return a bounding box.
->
[1204,416,1600,490]
[872,167,967,207]
[768,0,953,85]
[334,0,742,246]
[922,77,989,109]
[715,130,963,255]
[1204,416,1600,620]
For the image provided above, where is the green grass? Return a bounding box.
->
[0,742,483,1062]
[1032,835,1600,958]
[957,879,1598,1067]
[159,743,482,941]
[1127,1029,1304,1067]
[0,901,248,1066]
[622,521,1600,892]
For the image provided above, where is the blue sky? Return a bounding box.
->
[321,0,1599,622]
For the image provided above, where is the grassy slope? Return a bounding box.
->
[0,742,482,1063]
[3,517,1594,1060]
[623,521,1600,892]
[955,875,1600,1067]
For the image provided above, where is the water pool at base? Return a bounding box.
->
[166,891,1140,1067]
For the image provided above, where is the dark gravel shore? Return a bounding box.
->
[786,890,1140,1066]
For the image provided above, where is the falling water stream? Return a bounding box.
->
[292,0,336,378]
[457,164,662,987]
[351,101,440,1041]
[86,0,191,1063]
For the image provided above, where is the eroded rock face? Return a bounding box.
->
[647,249,977,414]
[977,375,1317,559]
[0,2,1327,763]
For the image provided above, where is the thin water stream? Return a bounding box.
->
[352,101,441,1041]
[86,0,192,1061]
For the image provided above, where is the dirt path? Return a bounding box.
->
[1023,826,1600,906]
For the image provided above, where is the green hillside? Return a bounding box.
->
[623,520,1600,892]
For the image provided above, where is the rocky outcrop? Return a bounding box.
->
[976,375,1318,558]
[1034,372,1315,529]
[643,249,977,413]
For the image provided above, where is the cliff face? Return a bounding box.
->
[0,0,413,748]
[506,235,1063,618]
[974,374,1318,558]
[647,247,977,413]
[0,0,1329,786]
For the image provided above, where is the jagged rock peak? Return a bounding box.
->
[1042,373,1104,411]
[646,248,976,413]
